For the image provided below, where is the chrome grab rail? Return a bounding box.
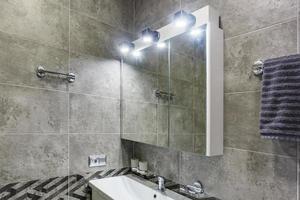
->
[36,66,75,83]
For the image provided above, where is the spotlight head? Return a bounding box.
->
[157,42,166,49]
[174,10,196,28]
[141,28,160,43]
[119,42,134,55]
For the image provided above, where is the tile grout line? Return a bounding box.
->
[67,0,71,199]
[224,147,297,159]
[224,90,261,95]
[225,17,298,41]
[178,151,182,184]
[0,82,122,101]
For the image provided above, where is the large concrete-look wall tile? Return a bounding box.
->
[180,148,297,200]
[122,101,156,134]
[70,11,132,58]
[225,92,297,156]
[221,0,297,38]
[157,105,168,135]
[0,31,69,91]
[171,33,196,58]
[169,134,194,152]
[69,134,123,174]
[180,0,222,14]
[69,93,120,134]
[50,0,69,8]
[169,106,193,135]
[0,85,68,134]
[134,0,180,32]
[135,47,161,74]
[194,134,206,154]
[134,143,180,182]
[171,52,194,82]
[194,106,205,134]
[69,53,120,98]
[122,64,158,104]
[225,20,297,93]
[70,0,134,32]
[0,0,69,50]
[171,79,193,108]
[0,134,68,184]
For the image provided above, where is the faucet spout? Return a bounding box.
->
[157,176,165,192]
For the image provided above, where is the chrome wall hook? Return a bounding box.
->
[252,60,264,76]
[36,66,75,83]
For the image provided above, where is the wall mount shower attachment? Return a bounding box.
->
[252,60,264,76]
[36,66,75,83]
[155,89,175,100]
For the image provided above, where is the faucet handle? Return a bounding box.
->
[186,180,204,194]
[195,181,204,193]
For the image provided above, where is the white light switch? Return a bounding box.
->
[88,154,106,167]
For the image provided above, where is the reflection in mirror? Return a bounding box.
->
[121,24,207,155]
[169,25,206,154]
[121,44,170,148]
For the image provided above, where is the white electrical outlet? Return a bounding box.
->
[88,154,106,167]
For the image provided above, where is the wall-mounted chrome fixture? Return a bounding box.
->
[155,89,175,100]
[173,10,196,28]
[36,66,75,83]
[252,60,264,76]
[141,28,160,43]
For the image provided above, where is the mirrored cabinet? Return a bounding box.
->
[121,6,223,156]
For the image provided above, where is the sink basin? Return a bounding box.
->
[89,175,190,200]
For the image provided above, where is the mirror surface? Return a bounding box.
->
[121,25,207,154]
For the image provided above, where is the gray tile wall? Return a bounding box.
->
[132,0,300,199]
[0,0,133,185]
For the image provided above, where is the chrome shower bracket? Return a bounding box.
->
[252,60,264,76]
[36,66,75,83]
[155,89,175,100]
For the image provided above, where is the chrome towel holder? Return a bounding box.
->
[252,60,264,76]
[36,66,75,83]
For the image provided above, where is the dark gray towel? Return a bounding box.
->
[260,54,300,141]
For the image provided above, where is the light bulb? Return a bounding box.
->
[141,28,160,43]
[173,10,196,28]
[119,42,134,55]
[175,17,188,28]
[143,35,153,43]
[120,46,130,54]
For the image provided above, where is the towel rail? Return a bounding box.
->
[36,66,75,83]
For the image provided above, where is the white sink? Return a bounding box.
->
[89,175,189,200]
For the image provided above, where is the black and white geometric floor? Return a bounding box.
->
[0,168,130,200]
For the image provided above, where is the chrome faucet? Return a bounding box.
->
[157,176,165,192]
[180,181,204,195]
